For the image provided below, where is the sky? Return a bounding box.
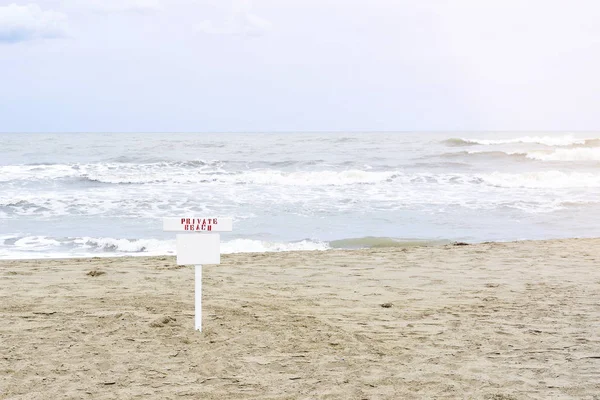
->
[0,0,599,132]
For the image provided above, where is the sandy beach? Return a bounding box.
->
[1,238,600,399]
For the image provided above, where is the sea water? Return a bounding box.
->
[1,132,599,259]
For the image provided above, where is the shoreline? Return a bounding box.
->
[1,236,598,262]
[2,237,599,398]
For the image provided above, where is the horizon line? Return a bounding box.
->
[1,130,599,134]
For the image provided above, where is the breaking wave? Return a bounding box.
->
[0,163,400,186]
[440,151,528,161]
[3,168,600,220]
[77,169,399,186]
[525,147,600,162]
[0,161,224,184]
[220,239,329,253]
[441,147,600,162]
[0,235,331,259]
[0,234,478,259]
[443,135,590,147]
[73,237,170,253]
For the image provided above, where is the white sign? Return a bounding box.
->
[163,217,233,232]
[163,217,232,332]
[176,233,220,265]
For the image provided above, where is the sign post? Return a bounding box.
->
[163,217,233,331]
[196,264,201,331]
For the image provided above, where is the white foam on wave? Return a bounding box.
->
[0,235,70,259]
[3,168,600,220]
[0,235,330,259]
[459,134,587,147]
[458,147,600,162]
[14,235,62,249]
[0,164,77,182]
[0,161,224,184]
[0,162,396,186]
[221,239,329,253]
[79,168,397,186]
[525,148,600,162]
[227,170,395,186]
[74,237,175,254]
[480,171,600,189]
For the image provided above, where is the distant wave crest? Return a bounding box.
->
[441,147,600,162]
[443,135,590,147]
[440,150,528,161]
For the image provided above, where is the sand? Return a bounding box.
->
[1,239,600,399]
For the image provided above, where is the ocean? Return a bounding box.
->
[1,132,599,259]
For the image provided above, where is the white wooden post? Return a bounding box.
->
[163,217,233,331]
[195,265,202,331]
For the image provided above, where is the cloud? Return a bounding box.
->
[194,0,271,36]
[88,0,162,14]
[0,3,68,43]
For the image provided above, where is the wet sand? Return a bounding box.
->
[1,239,600,399]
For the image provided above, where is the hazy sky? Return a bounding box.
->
[1,0,599,132]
